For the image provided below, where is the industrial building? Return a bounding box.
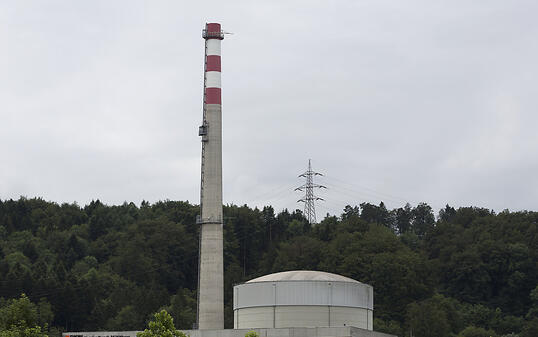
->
[197,21,225,331]
[62,23,397,337]
[63,270,392,337]
[234,271,373,330]
[64,327,393,337]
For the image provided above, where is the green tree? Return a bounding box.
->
[342,205,360,220]
[0,294,50,337]
[137,310,187,337]
[2,197,538,333]
[161,289,197,329]
[359,202,390,227]
[373,318,401,336]
[527,285,538,319]
[458,326,497,337]
[393,203,413,234]
[521,318,538,337]
[1,294,37,329]
[0,324,48,337]
[106,305,142,331]
[406,299,450,337]
[457,326,497,337]
[411,203,435,237]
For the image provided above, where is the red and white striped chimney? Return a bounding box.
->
[204,23,223,105]
[197,23,225,330]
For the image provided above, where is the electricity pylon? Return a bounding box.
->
[295,159,326,224]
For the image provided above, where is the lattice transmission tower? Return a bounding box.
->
[295,159,326,224]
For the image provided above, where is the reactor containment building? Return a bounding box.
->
[234,271,374,330]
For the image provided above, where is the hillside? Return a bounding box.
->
[1,198,537,337]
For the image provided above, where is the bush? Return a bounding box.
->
[137,310,187,337]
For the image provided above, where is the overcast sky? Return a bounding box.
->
[1,0,537,217]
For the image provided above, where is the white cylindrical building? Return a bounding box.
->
[233,271,374,330]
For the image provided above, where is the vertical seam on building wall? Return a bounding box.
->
[367,287,371,330]
[328,282,332,327]
[366,288,369,330]
[273,283,276,328]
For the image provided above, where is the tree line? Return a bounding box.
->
[1,197,537,337]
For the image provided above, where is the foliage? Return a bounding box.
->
[1,197,537,336]
[244,331,259,337]
[137,310,186,337]
[406,298,451,337]
[160,289,197,330]
[0,324,48,337]
[457,326,497,337]
[0,294,51,337]
[521,317,538,337]
[373,318,401,336]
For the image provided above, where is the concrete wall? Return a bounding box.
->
[198,222,223,329]
[200,104,223,224]
[234,306,373,330]
[198,102,224,329]
[63,332,139,337]
[234,307,274,328]
[234,281,373,311]
[329,307,372,330]
[63,327,396,337]
[234,280,373,330]
[183,327,395,337]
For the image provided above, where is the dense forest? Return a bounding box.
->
[1,197,537,337]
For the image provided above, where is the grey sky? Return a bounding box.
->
[1,0,537,216]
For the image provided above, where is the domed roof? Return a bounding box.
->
[246,270,360,283]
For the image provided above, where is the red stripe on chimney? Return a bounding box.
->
[206,55,221,72]
[206,23,221,34]
[205,88,221,105]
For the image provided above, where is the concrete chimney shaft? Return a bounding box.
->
[197,22,224,330]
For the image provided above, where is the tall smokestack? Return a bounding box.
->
[196,22,224,330]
